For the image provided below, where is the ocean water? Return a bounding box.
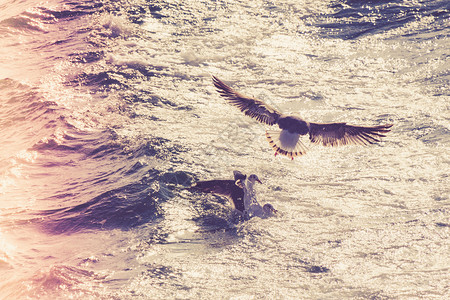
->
[0,0,449,298]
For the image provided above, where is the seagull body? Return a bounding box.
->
[212,76,392,159]
[191,172,277,218]
[191,171,247,212]
[241,174,259,211]
[240,175,277,219]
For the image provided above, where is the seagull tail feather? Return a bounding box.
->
[265,130,307,159]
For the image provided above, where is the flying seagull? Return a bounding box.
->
[191,171,276,218]
[212,76,392,160]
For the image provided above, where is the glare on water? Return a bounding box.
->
[0,0,449,298]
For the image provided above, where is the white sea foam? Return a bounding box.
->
[0,0,449,299]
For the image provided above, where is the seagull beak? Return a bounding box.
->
[256,178,262,184]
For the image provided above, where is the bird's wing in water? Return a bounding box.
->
[308,122,392,147]
[212,76,281,126]
[191,180,236,198]
[191,180,245,211]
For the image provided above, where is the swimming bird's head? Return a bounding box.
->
[248,174,262,184]
[263,203,278,216]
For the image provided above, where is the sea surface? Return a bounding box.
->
[0,0,449,299]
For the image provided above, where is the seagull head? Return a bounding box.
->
[262,203,278,216]
[248,174,262,184]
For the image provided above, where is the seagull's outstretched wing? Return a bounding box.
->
[308,123,392,147]
[191,180,236,197]
[212,76,281,126]
[191,179,245,212]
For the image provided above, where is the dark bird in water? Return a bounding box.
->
[191,171,277,218]
[212,76,392,160]
[191,171,248,212]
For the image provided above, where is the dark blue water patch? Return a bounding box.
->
[316,0,450,39]
[40,1,104,21]
[28,126,192,207]
[124,90,193,112]
[127,5,148,25]
[86,134,190,163]
[123,90,165,105]
[339,0,403,6]
[39,182,162,234]
[192,210,243,239]
[148,3,165,19]
[132,137,189,162]
[32,137,81,152]
[125,161,147,176]
[85,142,121,159]
[194,214,232,229]
[68,71,130,90]
[156,171,196,203]
[68,65,158,90]
[125,1,168,24]
[125,65,157,78]
[141,264,181,282]
[305,265,330,274]
[288,257,331,274]
[433,193,448,202]
[31,129,117,156]
[36,169,199,234]
[30,127,187,165]
[69,51,105,64]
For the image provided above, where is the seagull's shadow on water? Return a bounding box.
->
[189,195,245,233]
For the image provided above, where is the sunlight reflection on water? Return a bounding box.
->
[0,0,449,298]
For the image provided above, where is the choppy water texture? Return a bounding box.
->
[0,0,449,299]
